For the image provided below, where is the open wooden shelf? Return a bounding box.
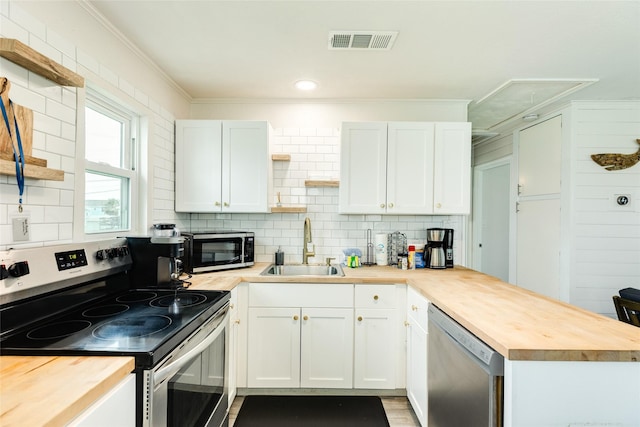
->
[270,206,307,213]
[305,180,339,187]
[0,38,84,87]
[271,154,291,161]
[0,158,64,181]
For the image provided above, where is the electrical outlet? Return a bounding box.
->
[12,217,30,242]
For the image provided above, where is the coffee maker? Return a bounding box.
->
[425,228,446,269]
[126,236,188,289]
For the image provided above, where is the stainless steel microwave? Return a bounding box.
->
[182,231,255,273]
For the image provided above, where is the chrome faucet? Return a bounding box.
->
[302,217,315,264]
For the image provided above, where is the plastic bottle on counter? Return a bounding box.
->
[408,245,416,270]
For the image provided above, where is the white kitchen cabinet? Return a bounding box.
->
[67,374,136,427]
[247,307,301,388]
[246,283,354,389]
[433,122,472,214]
[175,120,270,213]
[406,287,429,427]
[300,307,354,388]
[353,285,398,389]
[339,121,471,214]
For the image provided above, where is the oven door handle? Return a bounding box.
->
[153,307,229,385]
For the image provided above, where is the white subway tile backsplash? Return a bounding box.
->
[46,98,76,124]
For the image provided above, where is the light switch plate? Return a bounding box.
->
[12,217,30,242]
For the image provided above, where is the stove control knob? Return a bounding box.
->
[106,249,116,259]
[8,261,29,278]
[96,250,106,260]
[0,264,9,280]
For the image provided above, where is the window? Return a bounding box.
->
[84,93,138,234]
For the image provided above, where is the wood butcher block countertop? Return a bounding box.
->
[189,263,640,362]
[0,356,134,426]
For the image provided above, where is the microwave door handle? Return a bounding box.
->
[153,309,228,385]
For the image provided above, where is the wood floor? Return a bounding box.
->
[229,396,421,427]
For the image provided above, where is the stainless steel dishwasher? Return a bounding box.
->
[427,303,504,427]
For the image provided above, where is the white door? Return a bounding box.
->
[300,307,354,388]
[516,116,562,299]
[516,198,561,299]
[339,122,388,214]
[175,120,222,212]
[387,122,435,214]
[433,122,472,214]
[247,307,301,388]
[222,121,269,212]
[473,159,511,282]
[353,308,396,389]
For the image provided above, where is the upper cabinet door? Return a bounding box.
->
[518,116,562,197]
[222,121,270,213]
[387,122,435,214]
[433,122,471,214]
[175,120,223,213]
[339,122,388,214]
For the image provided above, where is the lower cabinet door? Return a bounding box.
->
[300,307,354,388]
[354,308,397,389]
[406,319,428,427]
[247,307,301,388]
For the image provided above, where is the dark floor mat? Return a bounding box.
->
[234,395,390,427]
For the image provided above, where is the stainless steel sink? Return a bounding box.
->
[260,264,345,277]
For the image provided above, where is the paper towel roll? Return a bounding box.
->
[375,233,388,266]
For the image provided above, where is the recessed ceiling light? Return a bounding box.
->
[295,80,318,91]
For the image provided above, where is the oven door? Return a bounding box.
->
[146,306,229,427]
[187,235,248,273]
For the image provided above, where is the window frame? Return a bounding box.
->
[78,87,139,238]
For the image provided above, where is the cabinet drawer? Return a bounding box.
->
[249,283,354,307]
[407,286,429,328]
[354,284,396,309]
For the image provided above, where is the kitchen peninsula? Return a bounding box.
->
[1,264,638,426]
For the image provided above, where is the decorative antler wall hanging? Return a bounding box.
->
[591,139,640,171]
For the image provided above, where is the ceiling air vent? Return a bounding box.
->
[329,31,398,50]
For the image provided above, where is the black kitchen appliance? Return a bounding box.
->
[443,228,454,268]
[127,236,188,289]
[0,239,230,427]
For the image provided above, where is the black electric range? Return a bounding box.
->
[0,239,229,370]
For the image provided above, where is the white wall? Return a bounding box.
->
[565,101,640,316]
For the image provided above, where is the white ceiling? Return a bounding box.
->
[28,1,640,132]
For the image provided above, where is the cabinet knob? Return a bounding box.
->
[230,303,234,309]
[224,202,229,207]
[215,201,221,206]
[293,315,299,321]
[357,316,363,322]
[234,319,241,324]
[404,321,410,327]
[380,203,385,208]
[412,305,418,311]
[388,203,394,208]
[436,203,442,209]
[303,315,309,321]
[373,295,379,301]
